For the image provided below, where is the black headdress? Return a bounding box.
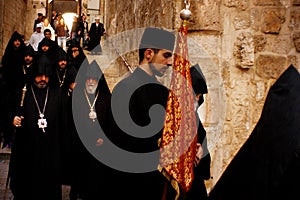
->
[86,60,111,95]
[139,27,175,51]
[2,31,26,65]
[57,47,68,62]
[37,37,56,54]
[190,64,208,105]
[67,39,86,70]
[30,54,54,83]
[24,44,35,57]
[209,65,300,200]
[76,60,110,95]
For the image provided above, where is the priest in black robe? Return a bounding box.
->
[69,60,113,200]
[1,31,26,149]
[209,65,300,200]
[8,54,65,200]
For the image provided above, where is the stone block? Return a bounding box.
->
[273,34,292,54]
[234,31,254,69]
[256,53,287,79]
[233,12,251,30]
[261,8,286,34]
[289,9,300,31]
[254,34,267,53]
[224,0,249,10]
[188,0,221,31]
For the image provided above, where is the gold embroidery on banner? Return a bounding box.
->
[160,24,197,199]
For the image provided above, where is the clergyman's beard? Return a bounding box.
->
[35,81,48,89]
[86,84,97,94]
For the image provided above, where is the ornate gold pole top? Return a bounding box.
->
[180,0,192,23]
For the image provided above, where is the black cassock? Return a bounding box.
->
[9,85,65,200]
[87,22,105,53]
[209,65,300,200]
[70,84,113,199]
[110,67,169,200]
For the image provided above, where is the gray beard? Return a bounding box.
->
[86,85,97,94]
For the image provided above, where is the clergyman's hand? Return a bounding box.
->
[96,138,104,146]
[13,116,24,128]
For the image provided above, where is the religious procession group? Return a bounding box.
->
[29,11,105,54]
[0,27,212,200]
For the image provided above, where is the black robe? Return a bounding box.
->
[1,31,26,147]
[9,85,65,200]
[110,67,169,199]
[209,65,300,200]
[68,73,113,199]
[87,22,105,53]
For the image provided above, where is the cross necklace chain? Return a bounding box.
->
[84,89,99,122]
[31,86,49,133]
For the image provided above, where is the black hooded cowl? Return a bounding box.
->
[1,31,26,90]
[67,40,87,71]
[75,59,110,95]
[36,37,58,66]
[209,65,300,200]
[29,53,54,85]
[190,63,208,106]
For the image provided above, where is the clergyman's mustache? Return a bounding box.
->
[38,81,47,84]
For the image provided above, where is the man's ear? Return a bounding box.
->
[144,48,154,60]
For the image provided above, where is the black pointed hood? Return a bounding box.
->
[31,54,54,81]
[57,47,68,62]
[24,44,35,57]
[209,65,300,200]
[190,63,208,105]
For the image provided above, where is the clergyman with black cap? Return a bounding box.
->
[110,27,176,199]
[9,54,66,200]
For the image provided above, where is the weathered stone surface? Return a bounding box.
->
[234,31,254,68]
[261,8,286,34]
[256,53,287,79]
[292,0,300,5]
[254,34,267,53]
[188,0,221,31]
[288,55,298,67]
[273,34,293,54]
[233,12,251,30]
[0,0,27,61]
[289,9,300,31]
[224,0,249,10]
[253,0,282,6]
[250,8,260,31]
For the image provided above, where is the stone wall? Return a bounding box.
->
[0,0,27,62]
[0,0,47,62]
[102,0,300,193]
